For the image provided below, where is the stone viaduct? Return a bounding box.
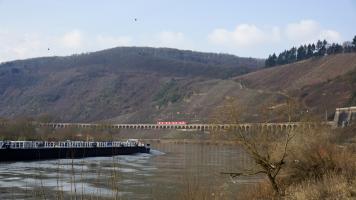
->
[2,107,354,131]
[333,106,356,127]
[38,121,332,131]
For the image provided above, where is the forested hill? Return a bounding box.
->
[0,47,263,122]
[1,47,264,79]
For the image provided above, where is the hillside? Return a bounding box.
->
[108,53,356,123]
[1,47,355,123]
[235,53,356,120]
[238,53,356,91]
[0,47,263,122]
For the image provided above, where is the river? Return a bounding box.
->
[0,142,261,199]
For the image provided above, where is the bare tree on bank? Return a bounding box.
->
[215,97,299,196]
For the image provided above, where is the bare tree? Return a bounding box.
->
[218,97,299,196]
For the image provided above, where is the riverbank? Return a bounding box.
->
[239,124,356,199]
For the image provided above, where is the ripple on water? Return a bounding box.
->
[0,150,163,198]
[0,146,259,199]
[149,149,165,156]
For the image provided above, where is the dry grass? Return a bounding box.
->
[331,124,356,144]
[287,125,356,182]
[286,173,356,200]
[177,175,229,200]
[237,181,277,200]
[238,53,356,91]
[236,125,356,199]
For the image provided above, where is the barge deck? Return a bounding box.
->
[0,139,150,162]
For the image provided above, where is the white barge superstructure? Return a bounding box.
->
[0,139,150,162]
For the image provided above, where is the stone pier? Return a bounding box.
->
[333,106,356,127]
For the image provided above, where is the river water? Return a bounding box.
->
[0,142,261,199]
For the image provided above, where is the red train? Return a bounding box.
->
[157,121,188,125]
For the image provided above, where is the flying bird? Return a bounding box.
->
[134,18,137,22]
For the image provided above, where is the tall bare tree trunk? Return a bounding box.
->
[267,173,280,195]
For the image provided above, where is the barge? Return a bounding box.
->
[0,139,150,162]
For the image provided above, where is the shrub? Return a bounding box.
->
[286,173,356,200]
[287,125,355,181]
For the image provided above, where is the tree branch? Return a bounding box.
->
[221,170,266,178]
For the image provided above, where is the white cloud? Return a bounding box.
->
[0,29,193,62]
[157,31,184,42]
[95,35,132,49]
[208,29,230,44]
[59,30,83,48]
[208,19,342,50]
[136,31,194,50]
[0,31,47,62]
[319,30,342,43]
[285,20,342,44]
[153,31,186,48]
[0,19,343,62]
[0,30,134,62]
[208,24,281,48]
[285,20,320,43]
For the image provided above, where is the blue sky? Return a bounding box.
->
[0,0,355,62]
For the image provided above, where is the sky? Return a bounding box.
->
[0,0,355,62]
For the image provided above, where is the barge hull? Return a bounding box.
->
[0,147,149,162]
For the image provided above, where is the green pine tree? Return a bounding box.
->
[297,45,306,60]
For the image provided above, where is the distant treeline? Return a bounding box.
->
[265,35,356,67]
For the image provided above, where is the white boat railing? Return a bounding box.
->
[0,140,145,149]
